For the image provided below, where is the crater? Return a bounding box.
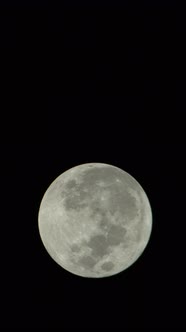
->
[101,261,114,271]
[107,225,127,246]
[108,186,139,220]
[65,179,78,190]
[80,166,119,189]
[87,234,109,258]
[70,244,81,253]
[99,215,109,229]
[63,192,87,211]
[78,255,96,269]
[90,202,108,226]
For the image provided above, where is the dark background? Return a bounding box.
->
[1,1,185,330]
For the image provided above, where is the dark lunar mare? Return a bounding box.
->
[75,224,127,270]
[63,166,139,222]
[101,261,114,271]
[63,166,141,272]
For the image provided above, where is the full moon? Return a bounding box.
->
[38,163,152,278]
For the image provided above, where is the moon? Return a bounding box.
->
[38,163,152,278]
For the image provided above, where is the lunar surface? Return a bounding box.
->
[38,163,152,278]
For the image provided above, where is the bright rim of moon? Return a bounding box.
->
[38,163,152,278]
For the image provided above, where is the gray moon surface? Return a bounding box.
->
[38,163,152,278]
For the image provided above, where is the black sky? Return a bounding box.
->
[0,1,185,330]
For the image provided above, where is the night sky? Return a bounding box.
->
[1,1,185,330]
